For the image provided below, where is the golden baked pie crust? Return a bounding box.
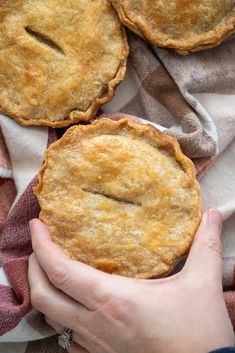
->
[111,0,235,54]
[0,1,128,126]
[34,118,201,278]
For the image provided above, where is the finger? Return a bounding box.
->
[28,253,91,333]
[184,209,223,283]
[30,219,114,310]
[68,343,89,353]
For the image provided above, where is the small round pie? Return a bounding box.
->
[34,118,201,279]
[0,0,128,126]
[111,0,235,54]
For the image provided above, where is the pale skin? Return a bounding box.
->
[28,209,234,353]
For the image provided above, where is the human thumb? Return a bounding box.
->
[184,209,223,284]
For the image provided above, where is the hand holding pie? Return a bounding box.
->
[28,210,234,353]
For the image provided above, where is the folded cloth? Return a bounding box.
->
[0,32,235,352]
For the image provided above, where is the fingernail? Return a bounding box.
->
[29,219,41,236]
[207,209,223,229]
[29,219,36,232]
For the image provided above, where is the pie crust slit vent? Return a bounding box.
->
[81,188,142,207]
[24,26,65,56]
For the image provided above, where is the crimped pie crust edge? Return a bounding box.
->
[111,1,235,54]
[34,118,201,278]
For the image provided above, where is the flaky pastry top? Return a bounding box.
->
[34,118,201,278]
[0,0,128,126]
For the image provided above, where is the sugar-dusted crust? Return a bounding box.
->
[34,118,201,279]
[0,1,128,126]
[111,0,235,54]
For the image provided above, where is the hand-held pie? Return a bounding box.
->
[0,0,128,126]
[111,0,235,54]
[34,118,201,278]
